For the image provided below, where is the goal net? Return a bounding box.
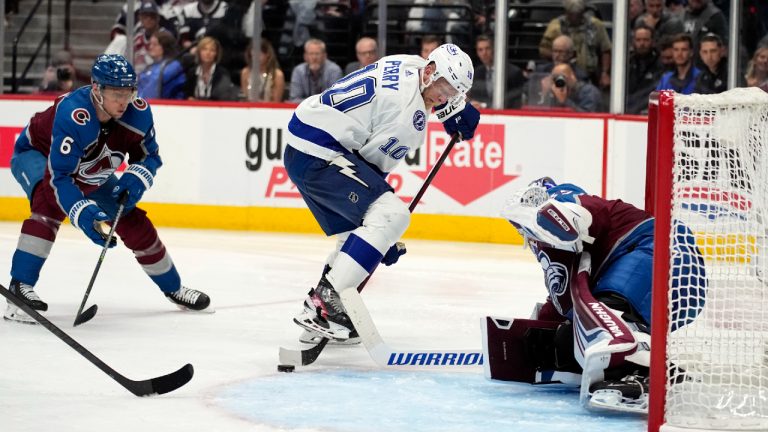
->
[647,88,768,432]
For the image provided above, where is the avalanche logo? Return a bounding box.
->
[78,145,124,185]
[538,251,569,315]
[412,110,425,131]
[71,108,90,126]
[132,98,148,111]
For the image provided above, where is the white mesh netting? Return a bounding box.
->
[664,88,768,431]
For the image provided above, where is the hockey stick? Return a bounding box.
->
[73,194,128,326]
[0,283,194,396]
[340,287,482,368]
[279,133,470,367]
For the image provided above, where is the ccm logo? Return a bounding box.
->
[546,208,571,232]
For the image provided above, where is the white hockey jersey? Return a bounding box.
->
[286,54,429,175]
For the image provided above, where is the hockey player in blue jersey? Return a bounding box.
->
[285,43,481,344]
[4,54,212,323]
[483,177,706,413]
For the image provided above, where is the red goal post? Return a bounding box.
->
[646,88,768,432]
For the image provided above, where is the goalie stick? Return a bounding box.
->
[0,283,194,396]
[73,194,127,326]
[279,133,476,367]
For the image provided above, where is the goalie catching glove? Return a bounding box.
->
[501,184,594,253]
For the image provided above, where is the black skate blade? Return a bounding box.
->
[73,304,98,327]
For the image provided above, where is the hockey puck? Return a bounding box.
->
[277,364,296,373]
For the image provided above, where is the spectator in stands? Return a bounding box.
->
[745,47,768,92]
[406,0,473,47]
[345,37,379,75]
[241,39,286,102]
[286,0,319,51]
[138,32,186,99]
[694,33,727,94]
[38,51,82,96]
[626,26,662,114]
[534,35,589,82]
[629,0,645,30]
[658,35,676,71]
[105,0,176,74]
[537,63,602,112]
[178,0,230,48]
[420,35,442,59]
[636,0,684,44]
[682,0,728,49]
[539,0,613,88]
[288,38,343,103]
[656,33,700,94]
[468,35,525,109]
[241,0,270,38]
[110,0,178,41]
[666,0,687,17]
[183,36,238,101]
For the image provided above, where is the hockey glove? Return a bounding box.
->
[69,200,116,248]
[381,242,406,266]
[111,164,154,209]
[438,101,480,140]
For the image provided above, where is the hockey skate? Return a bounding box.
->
[4,279,48,324]
[298,289,360,345]
[587,374,649,414]
[165,286,212,312]
[294,276,356,342]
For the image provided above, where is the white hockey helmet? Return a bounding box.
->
[426,43,474,97]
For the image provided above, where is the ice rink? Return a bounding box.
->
[0,222,647,432]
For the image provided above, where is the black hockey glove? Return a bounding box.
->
[382,242,406,266]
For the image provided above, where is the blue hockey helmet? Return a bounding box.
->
[91,54,137,88]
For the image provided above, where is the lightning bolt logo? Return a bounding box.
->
[330,157,369,187]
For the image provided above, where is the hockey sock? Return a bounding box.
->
[327,192,410,290]
[10,214,61,285]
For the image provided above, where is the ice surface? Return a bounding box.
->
[0,222,646,432]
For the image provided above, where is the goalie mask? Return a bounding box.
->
[501,184,550,248]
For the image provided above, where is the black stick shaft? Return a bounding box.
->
[0,283,193,396]
[73,196,127,325]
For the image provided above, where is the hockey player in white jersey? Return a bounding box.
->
[285,44,480,343]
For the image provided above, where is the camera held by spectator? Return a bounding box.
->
[553,74,567,88]
[537,63,603,112]
[39,51,78,95]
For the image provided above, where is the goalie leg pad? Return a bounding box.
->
[570,258,652,412]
